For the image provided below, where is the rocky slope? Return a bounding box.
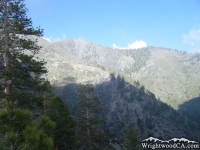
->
[46,39,200,127]
[52,39,200,110]
[26,37,200,145]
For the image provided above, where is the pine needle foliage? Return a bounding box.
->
[76,84,111,150]
[0,101,55,150]
[0,0,46,110]
[0,0,56,149]
[47,96,79,150]
[123,125,141,150]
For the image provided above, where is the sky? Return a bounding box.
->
[25,0,200,53]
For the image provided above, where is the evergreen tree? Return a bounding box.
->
[123,125,140,150]
[0,101,55,149]
[0,0,56,149]
[0,0,46,110]
[37,80,54,116]
[47,96,79,150]
[76,84,110,150]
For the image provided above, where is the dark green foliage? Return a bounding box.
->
[93,131,112,150]
[76,84,110,150]
[0,101,32,135]
[123,125,140,150]
[0,0,46,110]
[36,116,56,137]
[47,96,79,150]
[35,116,55,150]
[0,1,56,149]
[0,101,54,150]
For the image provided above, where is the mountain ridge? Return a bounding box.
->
[31,36,200,118]
[43,38,199,108]
[25,36,200,147]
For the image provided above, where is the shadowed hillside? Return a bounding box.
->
[54,75,199,148]
[26,37,200,112]
[22,36,200,148]
[40,38,200,110]
[178,96,200,127]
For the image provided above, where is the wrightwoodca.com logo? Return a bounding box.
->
[141,137,199,149]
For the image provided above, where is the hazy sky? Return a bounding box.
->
[25,0,200,52]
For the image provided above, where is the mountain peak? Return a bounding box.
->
[73,38,88,42]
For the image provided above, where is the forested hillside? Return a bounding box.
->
[0,0,199,150]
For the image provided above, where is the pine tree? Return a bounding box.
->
[123,125,141,150]
[37,80,54,116]
[47,96,79,150]
[0,0,46,110]
[0,101,55,149]
[0,0,55,149]
[76,84,110,150]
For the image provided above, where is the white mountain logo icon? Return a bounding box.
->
[142,137,198,144]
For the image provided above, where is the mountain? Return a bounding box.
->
[48,39,200,118]
[43,38,199,109]
[28,37,200,147]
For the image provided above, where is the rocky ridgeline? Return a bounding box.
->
[29,36,199,146]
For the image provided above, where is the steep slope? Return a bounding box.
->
[35,41,109,87]
[131,48,200,109]
[179,96,200,126]
[29,37,199,147]
[52,39,200,110]
[56,75,199,147]
[53,38,136,71]
[96,76,199,142]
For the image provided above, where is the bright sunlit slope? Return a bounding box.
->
[47,38,200,110]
